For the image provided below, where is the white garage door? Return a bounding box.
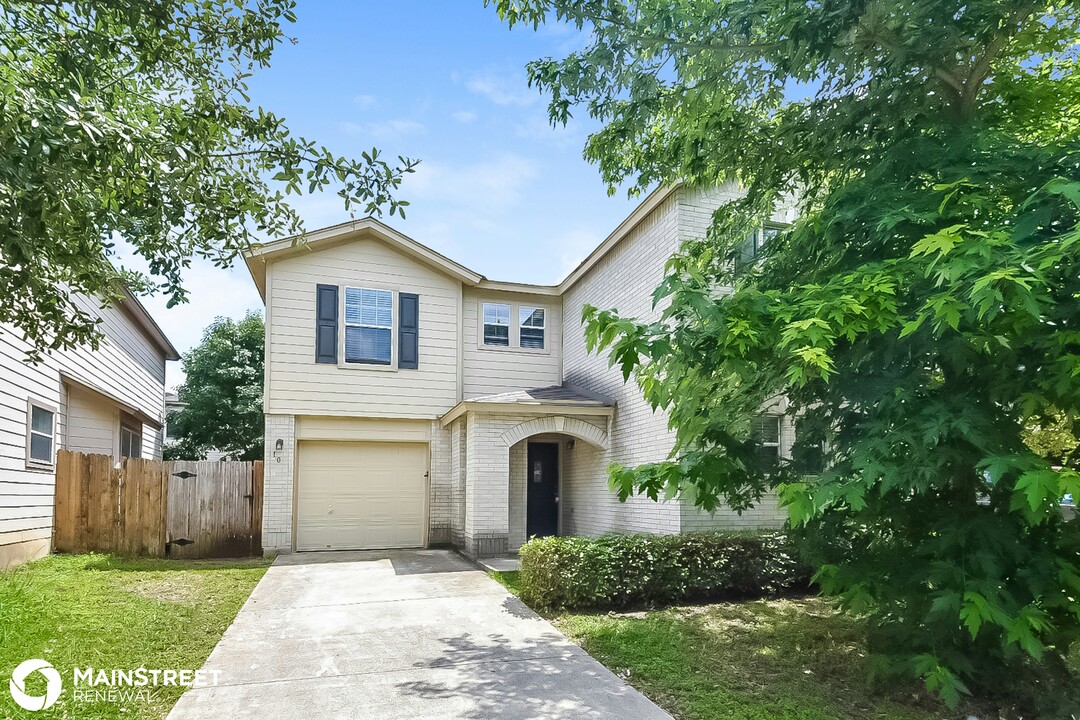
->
[296,441,428,551]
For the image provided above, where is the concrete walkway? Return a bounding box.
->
[168,550,672,720]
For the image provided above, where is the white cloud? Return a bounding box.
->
[405,153,538,212]
[451,110,477,124]
[353,94,377,109]
[513,112,582,150]
[465,71,540,107]
[340,119,426,141]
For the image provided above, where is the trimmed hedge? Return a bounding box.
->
[518,531,810,610]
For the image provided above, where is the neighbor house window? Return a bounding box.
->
[164,411,178,440]
[26,399,55,468]
[752,415,781,469]
[734,225,782,276]
[120,413,142,459]
[483,303,510,346]
[519,307,545,349]
[344,287,393,364]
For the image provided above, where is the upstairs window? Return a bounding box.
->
[519,307,545,349]
[734,225,782,276]
[26,399,55,468]
[344,287,393,365]
[483,303,510,346]
[751,415,781,470]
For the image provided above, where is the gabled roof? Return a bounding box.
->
[244,217,483,300]
[243,185,679,302]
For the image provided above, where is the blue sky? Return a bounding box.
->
[144,1,645,388]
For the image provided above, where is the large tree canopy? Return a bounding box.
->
[165,313,263,462]
[492,0,1080,709]
[0,0,414,357]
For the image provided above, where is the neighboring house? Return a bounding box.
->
[0,292,179,567]
[163,391,226,461]
[245,184,797,557]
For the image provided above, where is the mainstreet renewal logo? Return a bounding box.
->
[8,660,220,711]
[9,660,61,711]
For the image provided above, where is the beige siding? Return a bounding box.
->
[1,293,169,566]
[57,294,167,425]
[64,385,117,456]
[462,288,562,398]
[266,237,460,418]
[0,327,61,566]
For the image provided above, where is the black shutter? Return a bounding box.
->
[398,293,419,369]
[315,284,338,364]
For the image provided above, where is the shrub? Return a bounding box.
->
[518,531,810,610]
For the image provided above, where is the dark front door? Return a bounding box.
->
[526,442,559,538]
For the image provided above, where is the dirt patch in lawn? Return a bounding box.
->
[122,574,211,603]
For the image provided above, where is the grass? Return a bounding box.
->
[492,570,980,720]
[488,569,522,595]
[0,553,270,720]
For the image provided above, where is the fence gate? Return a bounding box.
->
[165,460,263,559]
[53,450,263,559]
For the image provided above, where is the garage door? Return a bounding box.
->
[296,441,428,551]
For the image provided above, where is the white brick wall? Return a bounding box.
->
[262,414,296,552]
[508,440,527,550]
[428,421,453,544]
[561,185,788,535]
[449,419,465,546]
[561,192,684,535]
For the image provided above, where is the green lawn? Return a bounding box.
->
[493,570,971,720]
[0,553,270,720]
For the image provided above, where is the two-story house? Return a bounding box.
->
[0,291,179,567]
[246,184,796,557]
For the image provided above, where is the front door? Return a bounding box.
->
[526,442,559,539]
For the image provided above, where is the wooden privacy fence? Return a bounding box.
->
[54,450,263,559]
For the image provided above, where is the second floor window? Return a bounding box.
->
[734,225,781,276]
[345,287,393,364]
[483,303,510,346]
[519,307,545,349]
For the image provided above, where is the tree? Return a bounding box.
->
[165,313,263,461]
[491,0,1080,708]
[0,1,414,359]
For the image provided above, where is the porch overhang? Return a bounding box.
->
[439,385,614,428]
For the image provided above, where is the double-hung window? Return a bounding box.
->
[751,415,781,470]
[120,413,142,459]
[26,399,55,469]
[519,307,545,349]
[344,287,393,365]
[483,303,510,346]
[734,225,782,276]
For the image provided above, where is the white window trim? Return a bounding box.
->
[477,299,552,355]
[25,397,57,470]
[339,286,398,371]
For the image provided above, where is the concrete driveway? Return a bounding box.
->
[168,550,672,720]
